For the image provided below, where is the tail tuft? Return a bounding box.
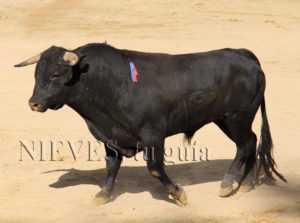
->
[257,97,287,182]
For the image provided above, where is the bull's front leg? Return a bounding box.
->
[94,144,122,205]
[141,129,187,206]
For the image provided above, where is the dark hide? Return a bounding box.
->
[15,43,286,204]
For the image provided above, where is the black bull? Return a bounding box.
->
[15,43,286,205]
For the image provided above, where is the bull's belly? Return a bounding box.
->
[111,126,139,147]
[166,108,220,136]
[166,89,222,135]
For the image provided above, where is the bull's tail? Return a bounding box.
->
[257,97,287,182]
[184,130,195,145]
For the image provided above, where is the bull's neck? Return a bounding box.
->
[64,45,130,124]
[65,70,122,123]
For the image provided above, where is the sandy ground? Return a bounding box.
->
[0,0,300,222]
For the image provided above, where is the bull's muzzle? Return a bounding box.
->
[28,101,47,112]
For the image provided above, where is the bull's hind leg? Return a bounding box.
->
[236,133,257,193]
[215,116,257,197]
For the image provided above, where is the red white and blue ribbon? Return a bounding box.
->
[125,53,139,83]
[129,61,139,82]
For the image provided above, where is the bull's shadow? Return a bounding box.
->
[46,159,231,203]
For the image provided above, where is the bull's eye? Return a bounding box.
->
[50,72,60,80]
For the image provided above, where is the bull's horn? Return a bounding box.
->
[63,51,79,66]
[14,53,42,67]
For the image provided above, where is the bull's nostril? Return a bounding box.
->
[29,102,38,107]
[29,101,40,111]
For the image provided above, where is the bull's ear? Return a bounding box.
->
[63,51,79,66]
[61,53,88,85]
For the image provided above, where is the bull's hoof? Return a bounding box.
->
[219,184,234,197]
[93,191,112,205]
[171,185,187,206]
[238,183,254,193]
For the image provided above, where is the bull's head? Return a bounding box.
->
[15,46,86,112]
